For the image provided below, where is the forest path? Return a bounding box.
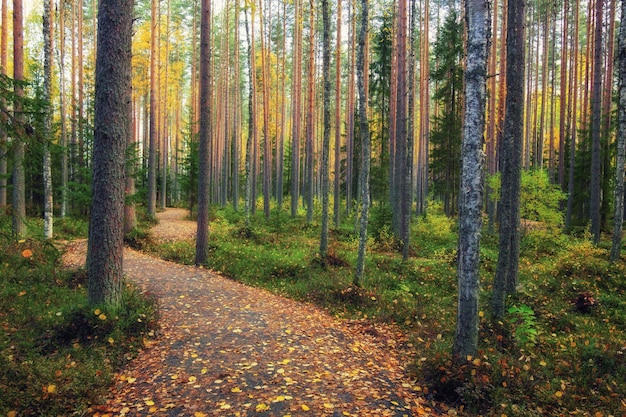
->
[83,208,431,416]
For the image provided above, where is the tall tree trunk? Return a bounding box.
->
[320,0,332,257]
[276,0,287,209]
[601,0,616,231]
[305,0,316,225]
[354,0,370,286]
[0,0,7,212]
[43,0,54,239]
[87,0,132,305]
[565,0,580,228]
[12,0,26,237]
[453,0,489,359]
[416,0,429,216]
[346,0,356,215]
[558,0,569,186]
[195,0,212,265]
[492,0,525,319]
[161,0,171,210]
[260,0,272,219]
[290,0,302,217]
[394,0,409,255]
[334,0,342,227]
[233,0,241,211]
[590,0,604,244]
[611,0,626,261]
[147,0,158,218]
[59,1,69,218]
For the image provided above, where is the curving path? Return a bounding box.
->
[80,209,433,416]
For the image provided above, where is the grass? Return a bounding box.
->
[0,217,159,416]
[145,202,626,416]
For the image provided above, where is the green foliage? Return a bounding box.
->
[506,304,539,347]
[488,169,566,230]
[0,226,158,415]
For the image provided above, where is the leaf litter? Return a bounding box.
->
[81,209,435,416]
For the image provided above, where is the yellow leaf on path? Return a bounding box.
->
[98,313,107,321]
[127,377,137,383]
[274,395,285,402]
[220,403,231,409]
[8,411,17,417]
[256,403,270,412]
[554,391,563,398]
[194,413,207,417]
[201,367,208,374]
[47,384,57,394]
[145,399,155,406]
[149,406,158,412]
[324,403,334,409]
[231,387,242,392]
[301,404,310,411]
[188,375,197,383]
[539,361,547,367]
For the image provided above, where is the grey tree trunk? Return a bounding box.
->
[320,0,331,257]
[453,0,489,359]
[590,0,604,244]
[334,0,342,228]
[43,0,54,239]
[12,0,26,238]
[147,0,158,219]
[611,0,626,262]
[354,0,370,286]
[0,0,7,212]
[87,0,132,306]
[492,0,525,318]
[195,0,212,265]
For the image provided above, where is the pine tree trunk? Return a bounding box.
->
[43,0,54,239]
[320,0,331,257]
[59,1,69,218]
[305,0,316,225]
[333,0,342,228]
[0,0,7,212]
[492,0,525,319]
[346,0,356,215]
[147,0,158,218]
[194,0,212,265]
[355,0,370,286]
[611,0,626,261]
[12,0,26,237]
[590,0,603,244]
[87,0,132,306]
[453,0,489,359]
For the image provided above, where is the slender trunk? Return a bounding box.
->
[147,0,158,218]
[233,0,241,211]
[59,1,69,218]
[492,0,525,319]
[558,0,569,186]
[355,0,370,286]
[305,0,316,224]
[260,0,272,219]
[0,0,7,211]
[195,0,212,265]
[565,0,580,228]
[334,0,342,227]
[12,0,26,237]
[454,0,489,359]
[43,0,54,239]
[611,0,626,261]
[320,0,332,257]
[290,0,302,217]
[590,0,604,244]
[346,0,356,215]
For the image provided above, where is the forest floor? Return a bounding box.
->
[63,208,433,416]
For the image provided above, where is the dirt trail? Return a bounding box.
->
[79,209,431,416]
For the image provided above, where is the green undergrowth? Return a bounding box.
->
[146,202,626,416]
[0,218,159,416]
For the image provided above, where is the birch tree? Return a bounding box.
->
[453,0,489,359]
[43,0,54,239]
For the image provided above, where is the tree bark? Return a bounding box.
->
[0,0,7,212]
[147,0,158,218]
[12,0,26,237]
[290,0,302,217]
[320,0,332,257]
[611,0,626,261]
[87,0,132,306]
[43,0,54,239]
[195,0,212,265]
[334,0,342,227]
[492,0,525,319]
[454,0,489,359]
[590,0,604,244]
[355,0,371,286]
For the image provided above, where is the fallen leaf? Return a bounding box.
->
[47,384,57,394]
[194,413,207,417]
[145,399,155,406]
[21,249,33,258]
[301,404,310,411]
[231,387,242,392]
[256,403,270,412]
